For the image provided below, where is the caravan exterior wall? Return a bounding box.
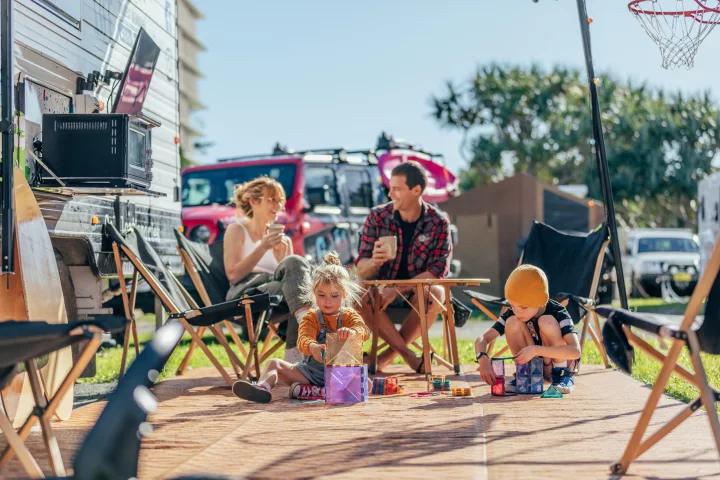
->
[1,0,182,318]
[698,172,720,275]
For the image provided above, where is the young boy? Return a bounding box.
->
[474,264,582,393]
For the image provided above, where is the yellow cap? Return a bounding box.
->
[504,264,549,308]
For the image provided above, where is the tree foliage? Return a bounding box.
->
[431,64,720,229]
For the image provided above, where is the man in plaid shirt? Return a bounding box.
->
[356,161,452,373]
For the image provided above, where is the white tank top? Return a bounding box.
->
[238,222,279,275]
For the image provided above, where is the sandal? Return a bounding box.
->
[414,352,435,374]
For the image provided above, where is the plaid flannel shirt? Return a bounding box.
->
[355,201,452,279]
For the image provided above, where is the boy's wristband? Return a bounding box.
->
[475,352,489,363]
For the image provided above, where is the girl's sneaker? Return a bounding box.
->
[551,368,575,394]
[289,382,325,400]
[232,380,272,403]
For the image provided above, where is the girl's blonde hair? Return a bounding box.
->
[300,251,365,308]
[233,177,286,219]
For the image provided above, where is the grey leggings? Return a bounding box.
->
[225,255,311,348]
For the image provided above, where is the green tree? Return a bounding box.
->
[431,64,720,229]
[179,146,194,170]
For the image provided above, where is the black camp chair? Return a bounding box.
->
[107,223,275,386]
[0,316,126,477]
[27,320,234,480]
[70,319,186,480]
[464,221,611,367]
[596,239,720,475]
[174,229,288,380]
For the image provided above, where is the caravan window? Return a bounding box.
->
[33,0,82,28]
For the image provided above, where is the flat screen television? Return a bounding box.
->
[112,27,161,115]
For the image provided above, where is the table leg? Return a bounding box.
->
[444,287,461,375]
[443,310,449,362]
[416,285,432,377]
[369,287,381,375]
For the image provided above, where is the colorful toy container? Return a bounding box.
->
[325,365,368,403]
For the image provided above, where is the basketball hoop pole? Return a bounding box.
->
[575,0,629,309]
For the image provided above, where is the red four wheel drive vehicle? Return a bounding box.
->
[181,133,462,274]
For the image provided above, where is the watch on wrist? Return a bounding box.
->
[475,351,488,363]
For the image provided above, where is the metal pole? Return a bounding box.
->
[0,0,13,276]
[575,0,629,309]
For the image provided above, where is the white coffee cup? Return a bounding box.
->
[379,235,397,259]
[268,224,285,234]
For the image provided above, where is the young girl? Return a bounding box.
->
[232,251,370,403]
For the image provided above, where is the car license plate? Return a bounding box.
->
[673,272,692,282]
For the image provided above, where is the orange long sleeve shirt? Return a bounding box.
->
[297,308,370,356]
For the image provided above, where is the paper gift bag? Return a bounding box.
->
[325,332,363,366]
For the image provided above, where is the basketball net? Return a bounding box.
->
[629,0,720,69]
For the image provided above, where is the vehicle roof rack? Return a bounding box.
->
[218,146,380,165]
[216,132,444,165]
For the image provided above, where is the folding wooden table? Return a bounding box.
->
[360,278,490,376]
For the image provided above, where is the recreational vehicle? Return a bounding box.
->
[0,0,182,334]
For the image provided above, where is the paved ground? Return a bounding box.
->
[4,363,719,479]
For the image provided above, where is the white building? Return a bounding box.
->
[178,0,206,164]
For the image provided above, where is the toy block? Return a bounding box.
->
[491,376,505,396]
[325,333,363,366]
[530,375,544,394]
[325,365,368,403]
[540,385,564,398]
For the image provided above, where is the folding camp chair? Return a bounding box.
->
[174,229,289,379]
[72,319,236,480]
[107,223,272,386]
[595,236,720,475]
[464,221,611,367]
[71,319,186,480]
[0,316,126,477]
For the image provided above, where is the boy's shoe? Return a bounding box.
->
[232,380,272,403]
[504,377,517,393]
[551,368,575,394]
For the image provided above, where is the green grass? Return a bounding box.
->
[621,298,699,316]
[466,297,691,322]
[83,325,720,412]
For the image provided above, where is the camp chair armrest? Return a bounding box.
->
[463,290,509,308]
[173,294,278,327]
[78,315,129,334]
[595,307,673,337]
[555,292,594,307]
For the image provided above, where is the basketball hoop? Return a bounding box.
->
[628,0,720,69]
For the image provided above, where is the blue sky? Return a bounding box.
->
[196,1,720,174]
